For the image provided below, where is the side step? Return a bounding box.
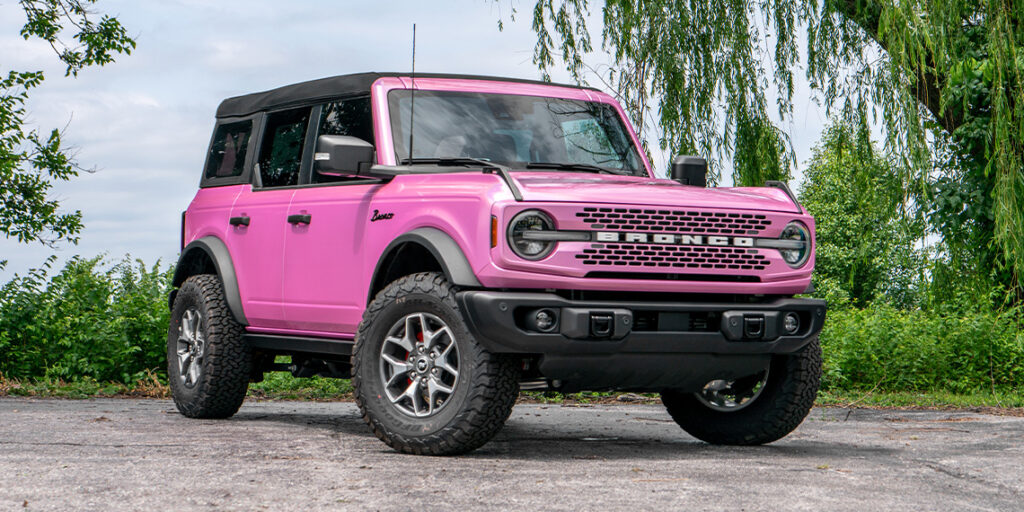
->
[244,333,355,357]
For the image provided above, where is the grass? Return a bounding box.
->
[817,389,1024,409]
[2,373,1022,414]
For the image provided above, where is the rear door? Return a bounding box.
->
[280,97,381,334]
[226,107,311,329]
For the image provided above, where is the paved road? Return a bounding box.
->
[0,398,1022,511]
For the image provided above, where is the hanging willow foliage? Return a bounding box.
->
[504,0,1024,293]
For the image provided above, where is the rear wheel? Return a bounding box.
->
[661,337,821,445]
[352,272,519,455]
[167,274,251,419]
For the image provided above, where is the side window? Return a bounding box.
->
[258,108,310,188]
[313,97,374,184]
[320,96,374,143]
[205,120,252,179]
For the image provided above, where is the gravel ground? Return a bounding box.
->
[1,397,1022,511]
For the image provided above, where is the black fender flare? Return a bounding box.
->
[171,236,248,326]
[369,227,483,304]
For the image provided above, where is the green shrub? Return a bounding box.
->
[820,304,1024,393]
[0,256,172,383]
[3,255,1022,398]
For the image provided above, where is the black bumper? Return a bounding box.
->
[457,291,826,392]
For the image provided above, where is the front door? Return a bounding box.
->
[280,96,381,334]
[281,184,379,334]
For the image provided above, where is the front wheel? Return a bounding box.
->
[661,337,822,445]
[167,274,251,419]
[352,273,519,455]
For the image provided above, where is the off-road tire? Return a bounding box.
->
[352,272,519,455]
[167,274,251,419]
[661,337,821,445]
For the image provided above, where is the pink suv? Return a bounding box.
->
[168,72,826,455]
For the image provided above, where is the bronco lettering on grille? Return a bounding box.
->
[594,231,754,247]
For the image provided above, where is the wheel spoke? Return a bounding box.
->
[385,335,413,353]
[404,314,426,348]
[695,370,770,412]
[436,342,458,377]
[187,310,200,341]
[427,377,453,402]
[382,353,413,386]
[392,380,422,414]
[178,352,193,376]
[435,356,458,378]
[186,356,201,386]
[180,310,194,341]
[425,325,452,351]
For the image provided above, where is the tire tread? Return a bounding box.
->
[352,272,518,455]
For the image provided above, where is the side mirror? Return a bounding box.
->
[671,155,707,187]
[315,135,375,176]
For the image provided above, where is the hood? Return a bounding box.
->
[509,172,801,213]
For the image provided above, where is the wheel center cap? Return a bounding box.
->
[416,357,430,373]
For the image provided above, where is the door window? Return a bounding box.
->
[258,108,310,187]
[314,97,374,184]
[320,96,374,142]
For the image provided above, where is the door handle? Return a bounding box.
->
[229,216,250,227]
[287,214,312,225]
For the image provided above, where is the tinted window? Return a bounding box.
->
[320,97,374,143]
[388,91,644,176]
[313,97,375,184]
[205,121,251,179]
[259,108,310,187]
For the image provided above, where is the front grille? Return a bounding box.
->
[575,207,770,235]
[575,243,769,271]
[584,272,759,282]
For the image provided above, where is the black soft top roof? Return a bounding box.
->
[215,72,597,118]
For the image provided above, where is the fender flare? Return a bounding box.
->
[171,236,248,326]
[369,227,483,303]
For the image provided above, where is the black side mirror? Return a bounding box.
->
[671,155,707,187]
[315,135,375,176]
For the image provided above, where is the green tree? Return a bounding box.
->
[1,1,135,248]
[799,119,923,308]
[505,0,1024,296]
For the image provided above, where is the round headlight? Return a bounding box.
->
[779,222,810,268]
[507,210,555,260]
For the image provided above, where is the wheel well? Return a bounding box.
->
[368,242,443,303]
[173,247,217,288]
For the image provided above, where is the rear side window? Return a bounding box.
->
[259,108,310,188]
[205,121,252,179]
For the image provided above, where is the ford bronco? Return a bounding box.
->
[168,72,826,455]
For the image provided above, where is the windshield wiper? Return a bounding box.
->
[401,157,502,168]
[400,157,522,201]
[525,161,631,176]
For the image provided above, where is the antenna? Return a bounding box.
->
[408,23,416,161]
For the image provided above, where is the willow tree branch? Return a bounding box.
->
[831,0,963,133]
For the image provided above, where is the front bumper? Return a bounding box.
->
[457,291,826,392]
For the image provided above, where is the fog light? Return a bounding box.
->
[783,312,800,334]
[535,310,556,331]
[524,308,559,332]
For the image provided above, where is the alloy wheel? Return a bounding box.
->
[379,312,460,417]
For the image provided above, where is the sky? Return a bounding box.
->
[0,0,829,280]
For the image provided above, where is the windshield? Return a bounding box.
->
[388,90,646,176]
